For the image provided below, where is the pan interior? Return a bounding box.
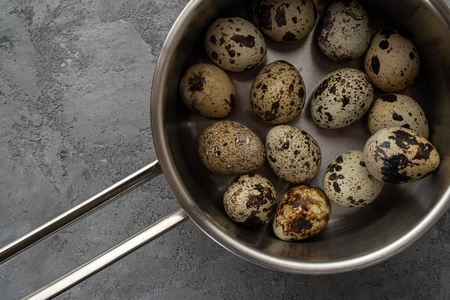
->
[152,0,450,273]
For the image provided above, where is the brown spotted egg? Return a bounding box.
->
[367,93,429,139]
[318,0,371,61]
[364,29,420,92]
[323,150,383,207]
[273,185,331,241]
[205,17,267,72]
[251,0,317,43]
[310,68,374,129]
[180,63,236,119]
[198,121,265,175]
[223,174,278,226]
[363,127,440,184]
[250,60,306,124]
[265,125,321,183]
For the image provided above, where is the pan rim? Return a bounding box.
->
[150,0,450,274]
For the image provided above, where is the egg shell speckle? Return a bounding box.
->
[364,28,420,92]
[265,125,321,183]
[318,0,371,61]
[250,60,306,124]
[273,185,331,241]
[180,63,236,119]
[205,17,267,72]
[363,127,440,184]
[367,93,429,139]
[323,150,383,207]
[252,0,317,43]
[198,120,265,175]
[223,174,278,226]
[311,68,374,129]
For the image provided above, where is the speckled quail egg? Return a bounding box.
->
[198,121,265,175]
[364,28,420,92]
[180,63,236,119]
[318,0,371,61]
[265,125,321,183]
[251,0,317,43]
[223,174,278,226]
[367,93,429,139]
[250,60,306,124]
[323,150,383,207]
[311,68,374,129]
[273,185,331,241]
[363,127,440,184]
[205,17,267,72]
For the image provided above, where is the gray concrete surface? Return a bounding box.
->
[1,0,449,299]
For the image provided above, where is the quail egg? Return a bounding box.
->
[273,185,331,241]
[251,0,317,43]
[363,127,440,184]
[224,174,278,226]
[198,120,265,175]
[265,125,321,183]
[364,28,420,92]
[367,93,429,139]
[180,63,236,119]
[311,68,374,129]
[250,60,306,124]
[318,0,371,61]
[323,150,383,207]
[205,17,267,72]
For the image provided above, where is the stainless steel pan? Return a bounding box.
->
[1,0,449,298]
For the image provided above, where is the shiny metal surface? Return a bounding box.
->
[0,161,162,265]
[152,0,450,273]
[25,207,188,300]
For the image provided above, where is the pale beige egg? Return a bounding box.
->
[364,28,420,92]
[250,60,306,125]
[311,68,374,129]
[265,125,321,183]
[198,121,265,175]
[363,127,440,184]
[224,174,277,226]
[180,63,236,119]
[367,93,429,139]
[204,17,266,72]
[252,0,317,43]
[323,150,383,207]
[318,0,371,61]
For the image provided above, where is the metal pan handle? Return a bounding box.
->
[25,207,188,300]
[0,160,163,264]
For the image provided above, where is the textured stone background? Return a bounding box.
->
[1,0,449,299]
